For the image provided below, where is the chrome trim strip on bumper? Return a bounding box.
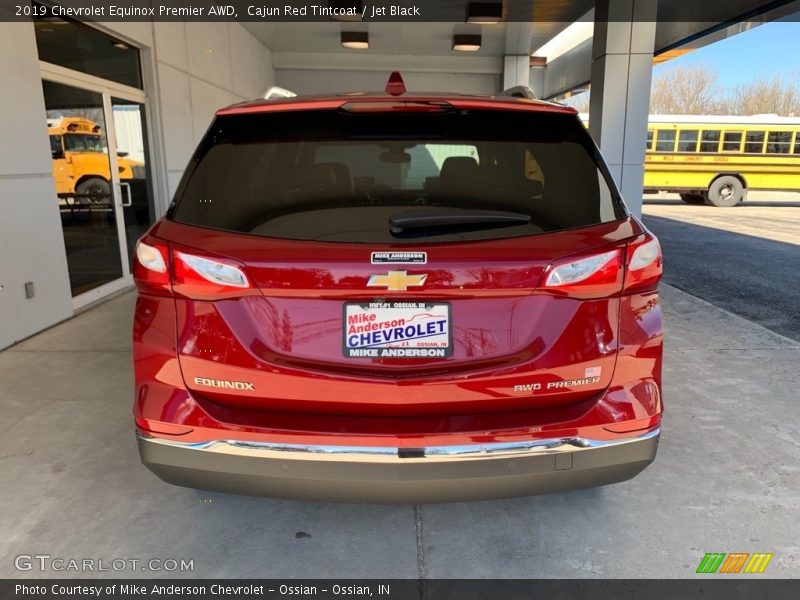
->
[137,426,660,463]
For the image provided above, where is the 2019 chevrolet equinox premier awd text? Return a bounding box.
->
[133,74,663,503]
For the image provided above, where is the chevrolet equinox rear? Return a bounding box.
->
[133,75,663,503]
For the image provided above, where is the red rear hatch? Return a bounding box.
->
[146,218,647,417]
[135,100,661,417]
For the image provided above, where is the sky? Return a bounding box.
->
[653,20,800,84]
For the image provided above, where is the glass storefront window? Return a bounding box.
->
[111,98,157,263]
[43,81,124,296]
[34,18,142,89]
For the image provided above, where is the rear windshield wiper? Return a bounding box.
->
[389,208,531,237]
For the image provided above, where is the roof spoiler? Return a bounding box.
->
[498,85,537,100]
[262,86,297,100]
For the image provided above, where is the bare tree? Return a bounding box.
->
[726,75,800,116]
[562,64,800,117]
[649,65,721,114]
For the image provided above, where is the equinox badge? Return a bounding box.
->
[367,271,427,292]
[194,377,255,391]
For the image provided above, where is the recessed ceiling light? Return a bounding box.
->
[112,41,129,50]
[341,31,369,50]
[466,2,503,24]
[453,34,482,52]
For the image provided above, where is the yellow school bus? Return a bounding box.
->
[48,117,144,203]
[644,115,800,206]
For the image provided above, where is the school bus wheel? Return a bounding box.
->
[76,177,111,204]
[706,175,744,207]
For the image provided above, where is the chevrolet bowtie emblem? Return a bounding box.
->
[367,271,428,291]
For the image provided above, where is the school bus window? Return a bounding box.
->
[49,135,62,155]
[642,117,800,207]
[64,134,104,152]
[699,130,721,153]
[722,131,743,152]
[655,130,676,152]
[744,131,765,153]
[677,130,698,152]
[646,130,654,151]
[766,131,791,154]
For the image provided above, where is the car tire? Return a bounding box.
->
[679,193,706,205]
[706,176,744,207]
[76,177,111,204]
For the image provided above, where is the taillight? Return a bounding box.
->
[543,248,624,298]
[133,239,171,296]
[542,232,663,299]
[624,234,663,293]
[133,238,254,299]
[171,250,252,299]
[136,241,167,273]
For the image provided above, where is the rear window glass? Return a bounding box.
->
[169,109,623,243]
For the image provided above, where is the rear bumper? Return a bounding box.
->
[137,426,659,503]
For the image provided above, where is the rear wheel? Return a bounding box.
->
[706,176,744,207]
[679,193,706,205]
[76,177,111,204]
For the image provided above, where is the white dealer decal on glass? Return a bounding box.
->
[370,251,428,265]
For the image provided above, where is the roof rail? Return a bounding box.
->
[499,85,537,100]
[262,86,297,100]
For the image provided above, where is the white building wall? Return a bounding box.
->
[277,68,499,96]
[107,22,275,199]
[0,17,275,349]
[274,53,501,96]
[0,19,73,349]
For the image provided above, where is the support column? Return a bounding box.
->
[502,22,533,91]
[589,0,656,217]
[503,55,530,89]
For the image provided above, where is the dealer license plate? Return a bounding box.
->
[343,301,452,358]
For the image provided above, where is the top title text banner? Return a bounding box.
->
[7,0,796,23]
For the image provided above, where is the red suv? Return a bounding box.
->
[133,75,663,503]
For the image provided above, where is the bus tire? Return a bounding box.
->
[76,177,111,204]
[706,176,744,207]
[679,193,706,204]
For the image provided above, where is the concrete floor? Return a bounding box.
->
[644,191,800,247]
[643,192,800,341]
[1,282,798,579]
